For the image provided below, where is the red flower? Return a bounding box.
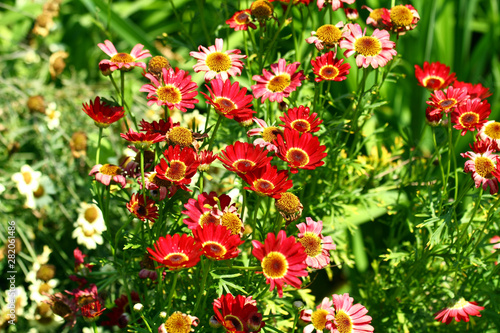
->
[310,51,350,82]
[197,150,217,172]
[102,292,140,328]
[252,230,308,298]
[279,105,323,133]
[147,234,202,270]
[201,78,255,120]
[451,98,491,136]
[139,118,175,136]
[434,298,484,324]
[427,86,469,115]
[120,128,166,149]
[155,145,200,191]
[81,300,106,321]
[82,97,125,128]
[453,81,492,100]
[126,193,159,222]
[425,106,443,127]
[415,61,456,91]
[218,141,273,175]
[192,224,243,260]
[226,9,257,31]
[274,129,327,174]
[213,294,265,332]
[470,138,499,154]
[242,165,293,199]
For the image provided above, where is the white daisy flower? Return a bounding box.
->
[11,165,41,195]
[45,102,61,130]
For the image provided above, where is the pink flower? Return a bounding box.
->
[434,298,484,324]
[317,0,355,12]
[89,164,126,188]
[247,118,283,153]
[331,293,373,333]
[97,40,151,72]
[461,150,499,194]
[296,217,336,269]
[300,297,335,333]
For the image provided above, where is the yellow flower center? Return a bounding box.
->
[474,156,495,179]
[84,206,99,223]
[235,12,250,24]
[214,97,236,114]
[354,36,382,57]
[390,5,413,27]
[261,251,288,279]
[262,126,282,142]
[165,312,192,333]
[164,253,189,266]
[110,52,134,63]
[290,119,311,133]
[319,65,340,80]
[202,241,227,258]
[450,298,469,310]
[254,179,275,194]
[148,56,170,75]
[311,309,329,330]
[221,212,243,235]
[22,171,33,184]
[250,0,274,20]
[299,232,323,257]
[369,8,385,23]
[422,76,445,90]
[157,86,182,104]
[267,74,291,93]
[199,211,220,226]
[316,24,343,45]
[165,161,187,182]
[206,52,232,73]
[335,310,353,333]
[33,185,45,198]
[169,127,193,147]
[286,148,310,167]
[100,164,122,176]
[275,192,301,214]
[484,121,500,139]
[38,283,52,294]
[459,112,479,128]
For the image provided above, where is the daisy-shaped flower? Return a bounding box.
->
[126,193,159,222]
[317,0,355,12]
[76,202,106,236]
[82,96,125,128]
[331,293,374,333]
[300,297,336,333]
[250,0,274,22]
[453,81,492,101]
[190,38,246,82]
[242,165,293,199]
[247,118,283,152]
[280,105,323,133]
[192,224,244,260]
[159,312,199,333]
[45,102,61,130]
[461,149,499,194]
[340,23,397,69]
[362,6,388,28]
[434,298,484,324]
[226,9,257,31]
[274,129,327,174]
[252,230,308,298]
[155,145,200,191]
[218,141,273,175]
[381,4,420,35]
[12,165,41,195]
[451,98,491,136]
[139,118,175,136]
[120,128,165,150]
[470,138,499,154]
[142,171,177,201]
[478,120,500,147]
[45,292,78,328]
[311,51,351,82]
[415,61,456,91]
[427,86,469,115]
[306,23,345,51]
[81,300,106,322]
[213,294,265,332]
[275,192,303,223]
[296,217,336,269]
[72,224,104,250]
[201,78,255,120]
[147,234,202,270]
[251,58,306,103]
[97,40,151,72]
[89,164,127,187]
[182,192,222,230]
[166,125,203,149]
[140,67,199,112]
[197,150,217,172]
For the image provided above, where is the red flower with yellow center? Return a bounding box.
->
[434,298,484,324]
[218,141,272,175]
[82,97,125,128]
[242,165,293,199]
[213,294,265,332]
[427,86,469,115]
[182,192,230,230]
[126,193,159,222]
[120,128,165,150]
[155,145,199,191]
[279,105,323,133]
[310,51,351,82]
[415,61,456,91]
[451,98,491,136]
[192,224,243,260]
[274,129,327,174]
[147,233,202,270]
[362,6,388,28]
[97,40,151,72]
[252,230,308,298]
[201,78,255,120]
[226,9,257,31]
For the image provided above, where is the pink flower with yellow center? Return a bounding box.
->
[362,6,388,28]
[147,233,202,270]
[381,4,420,35]
[451,98,491,136]
[97,40,151,72]
[242,164,293,199]
[317,0,355,12]
[478,120,500,147]
[226,9,257,31]
[140,67,199,112]
[251,58,306,103]
[247,118,283,153]
[296,217,336,269]
[155,145,200,191]
[201,78,255,120]
[461,150,499,194]
[427,86,469,115]
[300,297,335,333]
[434,298,484,324]
[89,164,126,187]
[415,61,456,91]
[331,293,374,333]
[340,23,397,69]
[311,51,351,82]
[192,223,243,260]
[190,38,246,82]
[306,23,345,51]
[280,105,323,133]
[252,230,308,298]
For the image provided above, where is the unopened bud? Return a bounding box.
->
[133,303,144,313]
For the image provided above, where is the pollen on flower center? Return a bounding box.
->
[165,253,189,264]
[484,122,500,139]
[369,8,384,22]
[254,179,275,193]
[206,52,232,73]
[169,127,193,147]
[390,5,413,27]
[250,0,274,20]
[267,74,291,93]
[157,86,182,104]
[165,161,187,182]
[100,164,122,176]
[221,212,242,235]
[214,97,236,114]
[474,156,495,179]
[439,99,456,109]
[354,36,382,56]
[165,312,191,333]
[316,24,342,45]
[233,159,256,173]
[262,126,282,142]
[22,171,33,184]
[275,192,301,214]
[290,119,311,133]
[459,112,479,127]
[203,241,227,257]
[319,65,339,80]
[110,52,134,63]
[84,206,99,223]
[311,309,329,330]
[199,211,220,226]
[286,148,310,167]
[236,12,250,24]
[422,76,445,90]
[335,310,353,333]
[261,251,288,278]
[299,233,322,257]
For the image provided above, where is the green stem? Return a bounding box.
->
[165,271,179,315]
[96,127,103,165]
[207,115,223,151]
[193,258,212,314]
[120,71,138,130]
[140,314,153,333]
[163,105,170,120]
[110,73,130,132]
[241,182,247,224]
[92,321,99,333]
[262,1,294,67]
